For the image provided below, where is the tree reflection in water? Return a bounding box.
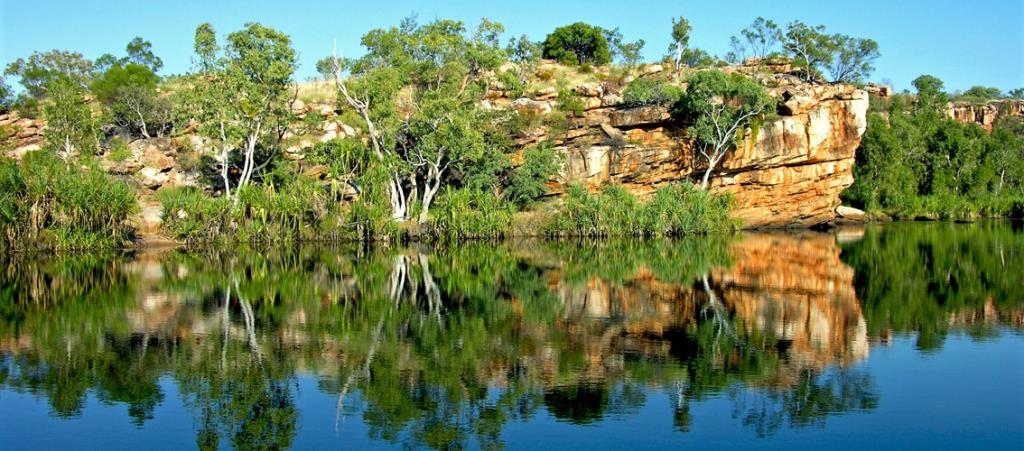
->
[1,222,1021,449]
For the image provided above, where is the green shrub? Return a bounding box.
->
[505,144,560,207]
[622,78,683,107]
[544,183,735,237]
[1,152,137,250]
[556,82,584,117]
[497,70,526,99]
[542,23,611,66]
[157,186,232,243]
[106,137,132,162]
[430,187,514,241]
[159,175,339,244]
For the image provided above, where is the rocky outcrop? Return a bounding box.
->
[2,63,870,229]
[513,71,869,227]
[947,99,1024,132]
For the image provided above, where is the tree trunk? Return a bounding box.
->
[700,165,713,191]
[418,166,442,223]
[136,108,150,139]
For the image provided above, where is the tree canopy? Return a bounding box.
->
[676,70,775,189]
[541,22,612,66]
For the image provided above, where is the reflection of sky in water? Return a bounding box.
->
[2,334,1021,449]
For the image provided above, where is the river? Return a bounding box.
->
[1,221,1021,449]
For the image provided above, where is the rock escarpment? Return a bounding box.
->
[501,64,869,228]
[2,63,871,229]
[946,99,1024,132]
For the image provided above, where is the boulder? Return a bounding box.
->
[550,76,872,228]
[609,106,671,127]
[303,164,330,179]
[639,64,664,76]
[836,205,866,221]
[8,143,41,160]
[533,86,558,101]
[131,138,176,171]
[138,167,170,189]
[601,94,623,107]
[512,98,553,115]
[573,82,603,97]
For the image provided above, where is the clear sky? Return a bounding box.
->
[2,0,1022,93]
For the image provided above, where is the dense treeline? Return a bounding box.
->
[843,75,1024,219]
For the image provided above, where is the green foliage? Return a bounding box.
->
[497,69,526,98]
[0,77,11,112]
[730,17,783,62]
[505,143,560,207]
[180,22,298,196]
[542,22,612,66]
[106,137,132,162]
[667,16,692,66]
[676,70,774,189]
[43,75,100,157]
[956,86,1003,102]
[555,81,585,116]
[622,77,683,107]
[159,173,342,244]
[429,187,514,240]
[782,21,832,82]
[912,74,948,112]
[338,17,513,221]
[826,34,880,83]
[678,48,717,68]
[124,37,164,73]
[602,27,645,67]
[3,49,94,98]
[91,62,170,138]
[844,77,1024,218]
[1,152,136,250]
[90,63,157,103]
[544,183,735,237]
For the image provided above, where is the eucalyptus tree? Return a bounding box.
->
[727,17,783,63]
[782,21,832,82]
[541,22,611,66]
[676,70,775,189]
[330,17,510,222]
[3,49,95,98]
[826,34,880,83]
[668,16,691,67]
[602,27,646,68]
[44,75,100,158]
[183,22,297,199]
[0,77,11,111]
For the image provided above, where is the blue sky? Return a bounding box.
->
[2,0,1022,92]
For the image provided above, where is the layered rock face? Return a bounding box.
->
[946,99,1024,132]
[2,63,870,229]
[506,66,869,228]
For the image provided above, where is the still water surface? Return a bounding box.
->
[1,222,1022,449]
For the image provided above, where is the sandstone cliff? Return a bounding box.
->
[1,62,871,229]
[946,99,1024,132]
[498,63,869,227]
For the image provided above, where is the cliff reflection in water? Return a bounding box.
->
[1,222,1021,449]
